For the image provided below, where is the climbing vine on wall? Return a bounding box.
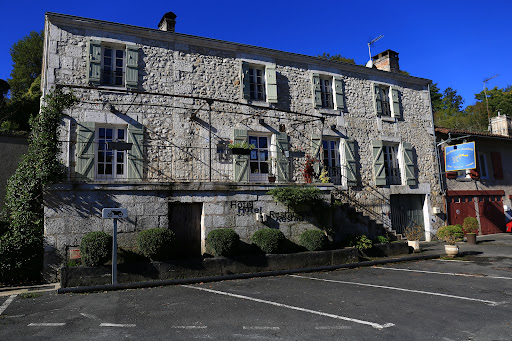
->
[0,88,77,284]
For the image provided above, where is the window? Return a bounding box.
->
[373,84,400,118]
[377,85,391,116]
[478,153,490,179]
[322,139,340,183]
[249,135,270,182]
[102,47,124,86]
[312,74,345,110]
[248,67,265,101]
[96,127,127,179]
[320,78,334,109]
[241,62,277,103]
[383,143,401,185]
[372,140,416,186]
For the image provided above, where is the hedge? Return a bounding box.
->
[299,230,328,251]
[206,229,240,256]
[251,228,285,254]
[80,231,112,267]
[137,228,175,261]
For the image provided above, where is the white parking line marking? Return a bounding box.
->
[290,275,501,306]
[182,285,394,330]
[434,259,469,262]
[80,313,99,319]
[374,266,512,280]
[171,326,208,329]
[28,323,66,327]
[0,295,17,315]
[100,323,136,327]
[243,326,280,330]
[315,326,352,330]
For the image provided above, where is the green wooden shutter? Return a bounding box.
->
[125,45,139,89]
[265,64,278,103]
[312,74,322,108]
[373,84,383,116]
[334,77,345,110]
[402,142,416,185]
[76,122,96,180]
[276,133,289,182]
[311,134,322,175]
[241,62,250,100]
[343,138,357,186]
[391,87,401,119]
[233,129,249,182]
[87,40,101,85]
[372,139,386,186]
[127,124,144,181]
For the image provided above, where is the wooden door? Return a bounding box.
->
[447,196,477,226]
[168,203,203,257]
[478,196,505,235]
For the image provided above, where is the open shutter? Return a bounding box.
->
[233,129,249,182]
[373,84,383,116]
[372,139,386,186]
[311,134,322,175]
[343,138,357,186]
[125,45,139,89]
[241,62,250,100]
[491,152,503,179]
[87,40,101,85]
[402,142,416,185]
[265,64,278,103]
[312,74,322,108]
[276,133,289,182]
[334,77,345,110]
[391,87,401,119]
[76,122,96,180]
[127,124,144,181]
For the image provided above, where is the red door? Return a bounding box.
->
[478,195,505,235]
[448,196,477,226]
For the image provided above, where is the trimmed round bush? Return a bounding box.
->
[251,228,285,254]
[137,228,176,261]
[206,228,240,256]
[299,230,328,251]
[80,231,112,267]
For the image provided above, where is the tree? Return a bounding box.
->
[317,53,356,65]
[430,83,443,113]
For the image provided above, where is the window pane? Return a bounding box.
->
[118,129,124,140]
[98,164,104,174]
[259,137,268,149]
[260,162,269,174]
[106,129,113,140]
[105,164,112,175]
[117,152,124,162]
[250,162,259,173]
[106,151,113,162]
[330,141,335,149]
[322,140,328,148]
[98,152,104,162]
[99,128,105,138]
[249,137,257,146]
[99,141,106,150]
[250,150,257,160]
[104,48,112,57]
[116,59,123,67]
[116,50,123,58]
[117,164,124,175]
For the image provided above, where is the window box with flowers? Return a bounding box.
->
[228,140,255,155]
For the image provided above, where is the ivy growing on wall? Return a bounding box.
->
[0,88,77,284]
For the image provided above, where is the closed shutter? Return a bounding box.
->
[125,45,139,89]
[87,40,101,85]
[402,142,416,185]
[241,62,250,100]
[470,154,480,180]
[233,129,249,182]
[343,138,357,186]
[312,74,322,108]
[373,84,383,116]
[491,152,503,179]
[391,87,401,119]
[275,133,289,182]
[127,124,144,181]
[76,122,96,180]
[265,64,278,103]
[311,134,322,175]
[372,139,386,186]
[334,77,345,110]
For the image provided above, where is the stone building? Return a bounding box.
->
[42,12,442,280]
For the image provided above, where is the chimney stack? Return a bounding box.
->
[372,50,400,73]
[158,12,177,32]
[490,113,512,137]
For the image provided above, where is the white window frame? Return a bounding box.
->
[101,46,125,87]
[248,133,273,183]
[95,125,127,180]
[384,142,401,185]
[322,138,341,184]
[248,65,266,101]
[319,77,334,109]
[374,83,399,119]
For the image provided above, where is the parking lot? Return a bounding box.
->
[2,255,512,341]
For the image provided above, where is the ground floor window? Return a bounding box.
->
[249,135,270,182]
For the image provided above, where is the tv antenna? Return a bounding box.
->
[366,35,383,68]
[483,74,498,121]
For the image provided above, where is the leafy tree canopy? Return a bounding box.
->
[317,53,356,65]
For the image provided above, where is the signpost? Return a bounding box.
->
[444,142,476,172]
[101,208,128,285]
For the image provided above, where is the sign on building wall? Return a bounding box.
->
[445,142,476,171]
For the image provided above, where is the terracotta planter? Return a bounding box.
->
[444,244,459,257]
[466,233,477,245]
[407,240,420,252]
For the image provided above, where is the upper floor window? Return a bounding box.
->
[102,47,125,86]
[248,66,265,101]
[383,143,401,185]
[322,139,340,183]
[372,140,416,186]
[320,78,334,109]
[373,83,401,119]
[312,74,345,110]
[241,62,278,103]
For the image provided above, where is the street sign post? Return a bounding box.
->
[101,208,128,285]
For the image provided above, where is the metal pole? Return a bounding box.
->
[112,218,118,285]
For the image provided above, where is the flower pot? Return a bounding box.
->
[407,240,420,253]
[466,233,477,245]
[231,148,251,155]
[444,244,459,257]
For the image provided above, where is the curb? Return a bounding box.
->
[57,253,441,294]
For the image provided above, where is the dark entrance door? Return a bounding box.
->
[390,194,424,235]
[478,195,505,235]
[168,202,203,257]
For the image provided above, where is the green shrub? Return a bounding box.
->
[375,235,390,244]
[299,230,328,251]
[437,225,464,245]
[137,228,175,261]
[251,228,285,254]
[342,234,373,251]
[267,187,321,209]
[206,229,240,256]
[80,231,112,267]
[463,217,479,234]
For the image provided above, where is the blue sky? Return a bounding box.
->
[1,0,510,109]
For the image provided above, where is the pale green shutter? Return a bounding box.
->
[312,74,322,108]
[265,64,278,103]
[372,139,386,186]
[334,77,345,110]
[233,129,249,182]
[241,62,250,100]
[374,84,382,116]
[391,87,401,119]
[127,124,144,181]
[76,122,96,180]
[276,133,289,182]
[87,40,101,85]
[125,45,139,89]
[343,138,357,186]
[311,134,322,175]
[402,142,416,185]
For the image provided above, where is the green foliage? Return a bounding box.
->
[0,88,77,284]
[267,187,321,209]
[299,230,328,251]
[342,234,373,251]
[228,140,255,149]
[1,76,41,132]
[317,53,356,65]
[206,228,240,256]
[437,225,464,245]
[463,217,479,234]
[137,228,176,261]
[251,228,285,254]
[375,235,390,244]
[80,231,112,267]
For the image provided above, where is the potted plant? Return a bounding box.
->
[228,140,255,155]
[437,224,464,257]
[403,225,423,252]
[463,216,479,245]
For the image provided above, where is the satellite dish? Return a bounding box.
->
[365,60,373,68]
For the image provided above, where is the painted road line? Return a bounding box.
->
[290,275,501,306]
[315,326,352,330]
[0,295,17,315]
[434,259,471,262]
[243,326,280,330]
[374,266,512,280]
[100,323,136,327]
[182,285,394,330]
[170,326,208,329]
[28,323,66,327]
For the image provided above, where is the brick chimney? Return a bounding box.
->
[158,12,177,32]
[372,50,400,73]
